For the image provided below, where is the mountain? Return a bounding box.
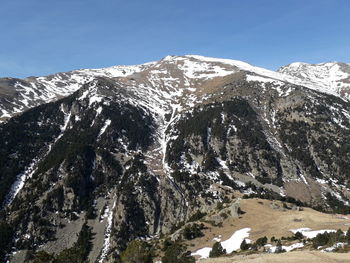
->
[2,56,349,122]
[278,61,350,100]
[0,55,350,263]
[0,62,152,122]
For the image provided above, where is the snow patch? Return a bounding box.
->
[191,247,212,259]
[221,228,251,253]
[290,228,336,239]
[98,200,116,263]
[322,242,346,252]
[192,228,251,259]
[98,119,111,138]
[3,159,39,206]
[267,242,304,253]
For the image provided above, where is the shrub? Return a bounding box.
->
[220,212,228,219]
[216,202,224,210]
[162,238,174,251]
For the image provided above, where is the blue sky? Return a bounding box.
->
[1,0,350,78]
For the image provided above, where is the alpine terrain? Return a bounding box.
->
[0,55,350,262]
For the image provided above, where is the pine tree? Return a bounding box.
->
[120,240,153,263]
[240,239,250,251]
[255,236,268,247]
[346,228,350,244]
[209,242,226,258]
[162,242,195,263]
[294,231,304,240]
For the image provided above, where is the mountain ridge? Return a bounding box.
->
[0,55,350,263]
[278,61,350,100]
[1,55,349,122]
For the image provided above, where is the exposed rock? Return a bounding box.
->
[0,56,349,262]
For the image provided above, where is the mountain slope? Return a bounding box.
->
[2,55,350,122]
[0,55,349,263]
[0,62,153,121]
[278,62,350,100]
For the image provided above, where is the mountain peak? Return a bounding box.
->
[278,61,350,100]
[1,55,350,122]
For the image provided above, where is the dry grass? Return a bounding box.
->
[187,198,350,255]
[200,251,350,263]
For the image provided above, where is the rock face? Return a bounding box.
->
[0,55,350,262]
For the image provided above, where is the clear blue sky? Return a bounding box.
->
[1,0,350,78]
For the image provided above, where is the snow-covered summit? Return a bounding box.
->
[278,61,350,100]
[1,55,350,122]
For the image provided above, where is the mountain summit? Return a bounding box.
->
[1,55,349,122]
[279,61,350,100]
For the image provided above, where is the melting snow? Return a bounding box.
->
[246,74,276,83]
[279,62,350,100]
[3,159,39,206]
[78,90,89,100]
[267,242,304,253]
[2,55,349,124]
[98,119,111,138]
[213,235,222,242]
[221,227,251,253]
[191,247,212,259]
[98,200,116,263]
[299,173,308,185]
[192,228,251,259]
[290,228,336,239]
[3,106,72,206]
[322,242,346,252]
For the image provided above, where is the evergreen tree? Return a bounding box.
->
[294,231,304,240]
[120,240,153,263]
[53,222,93,263]
[0,222,13,260]
[255,236,268,247]
[209,242,226,258]
[162,242,195,263]
[183,223,205,240]
[240,239,250,251]
[33,251,54,263]
[346,228,350,244]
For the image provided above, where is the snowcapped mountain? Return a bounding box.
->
[0,62,153,121]
[1,55,349,122]
[278,61,350,100]
[1,55,350,263]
